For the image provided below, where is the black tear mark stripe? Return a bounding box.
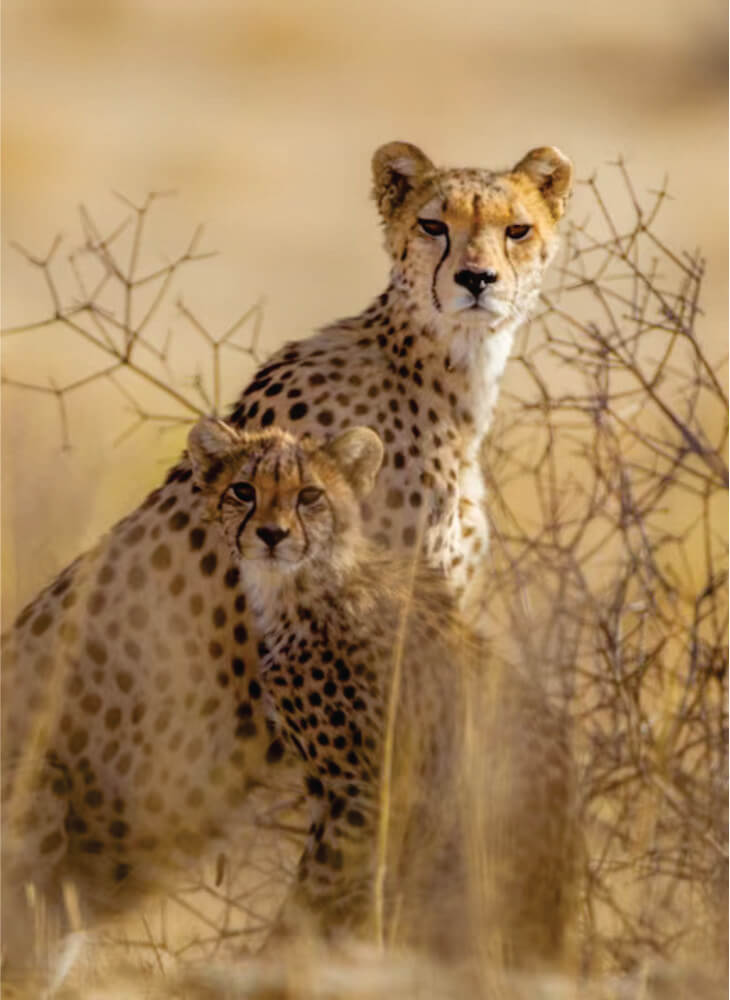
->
[296,503,310,558]
[503,230,519,307]
[431,228,451,312]
[236,504,256,553]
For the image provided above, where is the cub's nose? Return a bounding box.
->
[454,268,498,298]
[256,526,289,550]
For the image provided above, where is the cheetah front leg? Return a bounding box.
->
[269,771,380,944]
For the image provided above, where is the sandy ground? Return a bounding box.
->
[2,0,727,620]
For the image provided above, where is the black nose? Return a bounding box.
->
[454,269,498,298]
[256,526,289,550]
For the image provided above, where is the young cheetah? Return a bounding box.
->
[188,418,577,964]
[2,142,572,969]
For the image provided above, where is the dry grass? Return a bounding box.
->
[1,165,727,996]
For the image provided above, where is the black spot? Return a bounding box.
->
[289,402,308,420]
[244,378,270,396]
[189,528,206,550]
[261,408,276,427]
[200,552,218,576]
[266,738,286,764]
[306,775,325,797]
[86,639,107,666]
[234,623,248,644]
[114,862,131,882]
[236,720,258,739]
[31,613,52,636]
[315,842,329,864]
[170,511,190,531]
[81,839,104,854]
[151,544,171,570]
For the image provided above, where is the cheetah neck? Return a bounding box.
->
[241,542,380,638]
[356,282,519,440]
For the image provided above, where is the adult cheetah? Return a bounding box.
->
[2,142,573,967]
[187,418,576,963]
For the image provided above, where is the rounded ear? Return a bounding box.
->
[512,146,573,219]
[372,141,435,222]
[187,417,241,487]
[323,427,384,499]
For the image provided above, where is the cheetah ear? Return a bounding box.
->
[372,141,435,221]
[323,427,384,499]
[187,417,241,489]
[512,146,573,220]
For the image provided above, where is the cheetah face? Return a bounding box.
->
[188,421,383,577]
[372,142,573,335]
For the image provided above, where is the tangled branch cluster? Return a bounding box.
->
[3,191,264,448]
[484,161,728,971]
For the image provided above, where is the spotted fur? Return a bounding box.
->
[191,420,577,961]
[2,142,572,966]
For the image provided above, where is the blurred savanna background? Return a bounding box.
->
[2,0,728,995]
[2,0,727,611]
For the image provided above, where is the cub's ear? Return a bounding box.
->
[372,141,435,222]
[512,146,573,219]
[323,427,384,499]
[187,417,241,490]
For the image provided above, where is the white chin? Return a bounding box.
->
[460,307,507,329]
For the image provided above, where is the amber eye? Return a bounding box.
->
[417,218,448,238]
[298,486,324,507]
[231,482,256,503]
[505,224,532,241]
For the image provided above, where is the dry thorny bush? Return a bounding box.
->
[2,166,727,995]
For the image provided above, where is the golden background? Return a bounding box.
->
[3,0,727,623]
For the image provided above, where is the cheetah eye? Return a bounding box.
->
[417,218,448,238]
[505,224,532,241]
[231,482,256,503]
[298,486,324,507]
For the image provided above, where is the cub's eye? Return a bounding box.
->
[505,224,532,241]
[417,218,448,238]
[231,482,256,503]
[298,486,324,507]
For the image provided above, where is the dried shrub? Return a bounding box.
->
[484,160,728,973]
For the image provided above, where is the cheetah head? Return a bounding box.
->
[188,419,383,578]
[372,141,573,342]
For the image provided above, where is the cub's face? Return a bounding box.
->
[188,422,383,577]
[372,143,573,333]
